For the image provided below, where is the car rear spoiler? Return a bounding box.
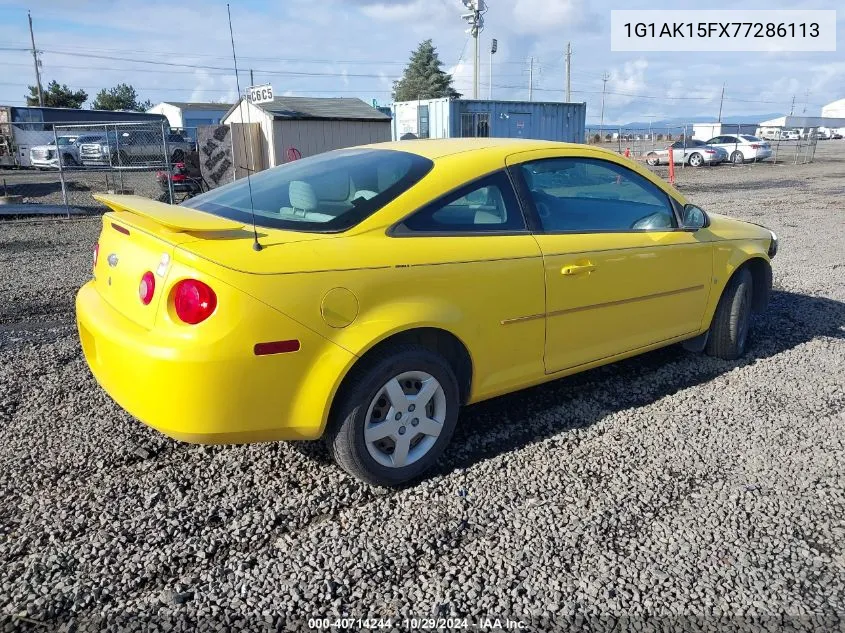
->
[93,194,244,233]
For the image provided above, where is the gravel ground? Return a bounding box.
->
[1,149,844,632]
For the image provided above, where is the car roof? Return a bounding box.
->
[358,138,596,160]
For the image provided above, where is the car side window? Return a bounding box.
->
[398,171,526,234]
[519,157,677,233]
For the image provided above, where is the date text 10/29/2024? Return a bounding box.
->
[307,617,528,630]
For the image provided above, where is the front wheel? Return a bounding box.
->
[327,345,460,486]
[706,267,753,360]
[689,152,704,167]
[730,150,744,164]
[646,153,659,166]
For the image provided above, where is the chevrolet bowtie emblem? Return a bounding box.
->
[107,253,119,267]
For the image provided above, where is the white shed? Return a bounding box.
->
[222,96,391,169]
[147,102,232,137]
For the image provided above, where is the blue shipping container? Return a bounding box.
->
[391,98,586,143]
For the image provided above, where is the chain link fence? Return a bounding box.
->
[585,123,819,167]
[0,121,229,216]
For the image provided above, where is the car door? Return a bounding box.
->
[389,169,547,398]
[507,150,713,374]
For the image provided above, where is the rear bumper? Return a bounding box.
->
[76,280,354,444]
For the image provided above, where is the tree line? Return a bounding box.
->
[26,81,153,111]
[25,39,460,112]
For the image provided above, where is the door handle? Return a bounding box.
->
[561,263,596,276]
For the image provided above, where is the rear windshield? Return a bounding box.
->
[183,148,433,232]
[740,135,761,142]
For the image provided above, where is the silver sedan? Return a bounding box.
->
[646,140,728,167]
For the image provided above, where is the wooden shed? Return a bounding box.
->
[222,96,391,170]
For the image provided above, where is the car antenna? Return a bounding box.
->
[227,3,262,252]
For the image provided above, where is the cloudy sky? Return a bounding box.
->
[0,0,841,124]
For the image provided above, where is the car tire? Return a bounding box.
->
[111,150,129,167]
[730,151,744,164]
[689,152,704,167]
[171,149,185,163]
[327,344,460,487]
[646,153,659,166]
[706,267,753,360]
[62,153,78,167]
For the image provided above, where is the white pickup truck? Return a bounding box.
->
[29,134,107,169]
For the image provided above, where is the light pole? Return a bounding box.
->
[461,0,486,99]
[489,38,497,100]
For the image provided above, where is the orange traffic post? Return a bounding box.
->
[668,146,675,185]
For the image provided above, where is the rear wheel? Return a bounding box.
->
[689,152,704,167]
[730,150,745,164]
[327,345,460,486]
[111,150,129,167]
[706,267,753,360]
[646,153,659,166]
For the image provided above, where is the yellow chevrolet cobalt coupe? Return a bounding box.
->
[76,138,777,486]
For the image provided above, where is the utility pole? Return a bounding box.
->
[802,89,809,114]
[528,57,534,102]
[28,11,43,107]
[250,69,254,86]
[489,38,497,100]
[474,25,479,99]
[717,83,725,122]
[789,95,795,115]
[599,72,610,135]
[564,42,572,102]
[461,0,486,100]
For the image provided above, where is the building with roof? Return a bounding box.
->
[822,98,845,119]
[147,102,232,137]
[222,96,391,168]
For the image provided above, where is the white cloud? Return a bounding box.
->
[509,0,591,34]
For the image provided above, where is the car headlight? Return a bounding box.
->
[768,230,778,258]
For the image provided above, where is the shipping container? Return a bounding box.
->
[391,98,586,143]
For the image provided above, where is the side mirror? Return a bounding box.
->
[681,204,708,231]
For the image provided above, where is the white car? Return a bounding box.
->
[781,130,800,141]
[29,135,80,169]
[704,134,773,164]
[645,139,728,167]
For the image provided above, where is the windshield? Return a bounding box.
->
[740,135,761,142]
[56,137,77,146]
[183,148,434,232]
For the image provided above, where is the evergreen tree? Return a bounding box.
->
[393,39,461,102]
[26,80,87,108]
[92,83,153,111]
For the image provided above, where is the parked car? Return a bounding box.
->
[781,130,800,141]
[815,129,830,140]
[704,135,773,164]
[646,139,728,167]
[76,138,777,486]
[832,132,844,140]
[80,130,195,167]
[29,135,81,169]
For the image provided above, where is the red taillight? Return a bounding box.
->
[705,149,716,154]
[139,271,155,305]
[93,242,99,268]
[173,279,217,324]
[750,144,761,149]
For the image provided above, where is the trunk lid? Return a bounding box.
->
[92,194,244,329]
